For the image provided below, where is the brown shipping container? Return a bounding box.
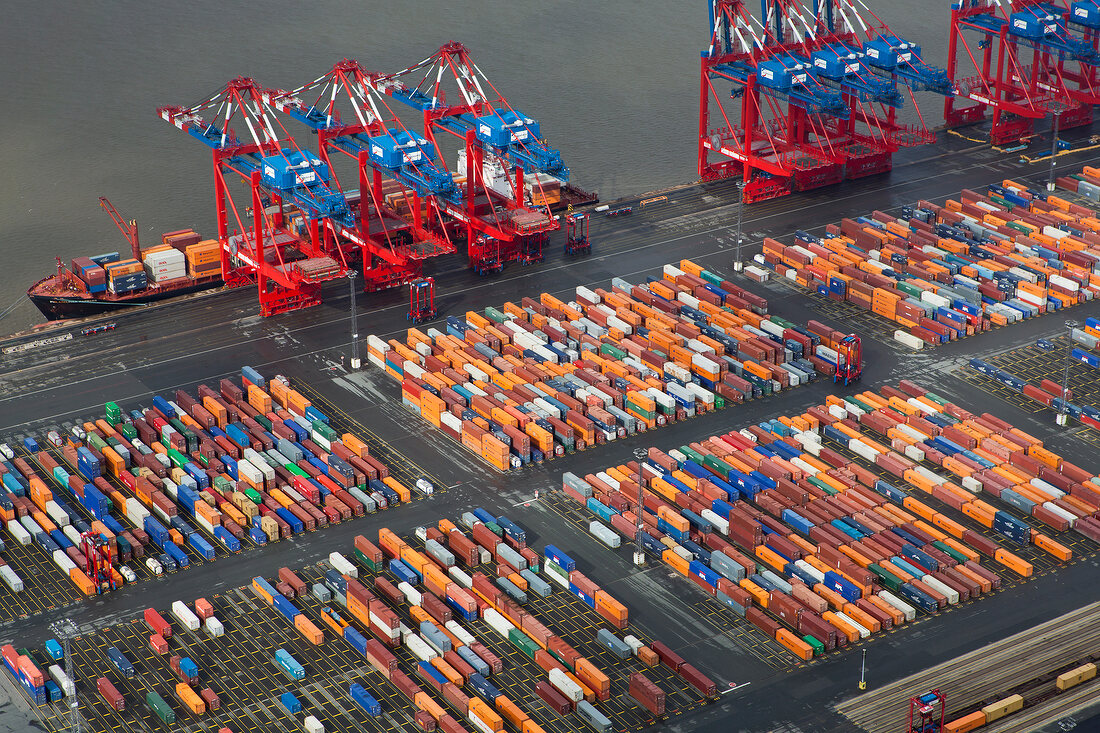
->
[97,677,125,711]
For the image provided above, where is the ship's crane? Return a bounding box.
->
[98,197,141,262]
[945,0,1100,145]
[263,60,460,291]
[378,42,562,272]
[158,77,350,316]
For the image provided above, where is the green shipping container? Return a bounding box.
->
[802,635,825,656]
[896,282,924,298]
[167,448,189,469]
[354,549,381,573]
[254,414,273,431]
[244,488,264,504]
[87,434,107,452]
[214,476,234,493]
[119,424,137,440]
[600,343,627,360]
[868,563,903,592]
[848,396,875,413]
[484,522,504,537]
[286,463,310,479]
[548,645,575,671]
[700,270,723,286]
[932,540,969,564]
[105,401,121,421]
[508,628,540,659]
[922,391,949,406]
[484,306,508,324]
[679,446,705,464]
[807,476,838,496]
[147,690,176,724]
[313,422,337,441]
[714,395,725,409]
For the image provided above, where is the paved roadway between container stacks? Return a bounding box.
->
[5,130,1100,732]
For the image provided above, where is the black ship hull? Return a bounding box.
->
[28,279,223,321]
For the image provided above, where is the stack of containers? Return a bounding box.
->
[250,577,325,644]
[558,379,1098,660]
[103,259,147,294]
[185,240,221,277]
[69,257,107,293]
[369,260,856,471]
[343,518,699,732]
[162,229,202,251]
[967,355,1100,432]
[6,366,411,594]
[142,246,187,285]
[758,174,1100,348]
[2,645,46,704]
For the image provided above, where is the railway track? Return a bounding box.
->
[834,601,1100,733]
[985,677,1100,733]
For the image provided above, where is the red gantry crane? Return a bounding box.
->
[263,60,461,291]
[699,0,948,203]
[378,42,564,273]
[945,0,1100,145]
[159,77,350,316]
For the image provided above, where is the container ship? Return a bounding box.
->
[26,199,225,321]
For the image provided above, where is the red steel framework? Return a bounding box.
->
[379,42,560,273]
[263,60,460,292]
[699,1,942,203]
[945,0,1100,145]
[159,77,349,316]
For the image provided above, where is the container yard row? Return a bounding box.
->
[966,321,1100,432]
[758,174,1100,349]
[368,259,859,471]
[0,366,430,617]
[10,513,712,733]
[554,379,1099,661]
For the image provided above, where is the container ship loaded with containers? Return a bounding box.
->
[27,227,224,321]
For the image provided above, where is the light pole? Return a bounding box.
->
[1057,320,1079,426]
[633,447,648,567]
[733,181,746,272]
[348,271,360,369]
[1048,111,1061,192]
[859,649,867,690]
[50,619,81,733]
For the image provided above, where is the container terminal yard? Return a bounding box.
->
[7,2,1100,732]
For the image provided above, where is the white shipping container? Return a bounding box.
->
[877,590,917,621]
[662,264,684,280]
[205,617,225,637]
[685,383,715,406]
[1028,478,1063,499]
[366,335,389,353]
[48,665,76,697]
[676,291,700,309]
[543,561,570,589]
[1043,502,1077,528]
[52,549,76,573]
[236,459,264,486]
[894,330,924,350]
[589,521,621,548]
[171,600,201,631]
[0,566,23,592]
[304,715,325,733]
[701,508,729,536]
[447,565,473,588]
[904,445,926,463]
[575,285,600,304]
[398,581,422,607]
[63,525,82,547]
[6,520,31,545]
[406,634,437,662]
[794,560,825,584]
[445,620,475,646]
[549,668,583,702]
[483,608,514,637]
[914,465,945,486]
[45,500,70,527]
[921,575,959,605]
[848,439,880,461]
[961,476,983,493]
[329,552,357,578]
[623,635,644,654]
[790,457,819,476]
[835,611,870,639]
[673,546,693,562]
[827,404,848,421]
